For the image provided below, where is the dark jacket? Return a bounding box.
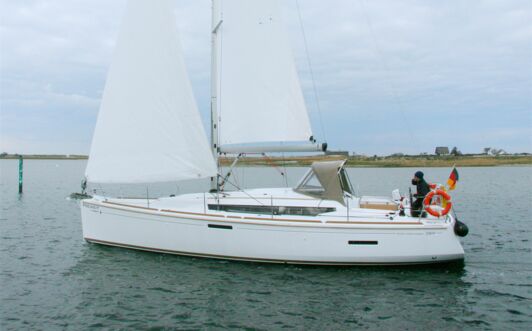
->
[415,179,430,199]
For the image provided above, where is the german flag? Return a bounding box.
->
[447,166,459,190]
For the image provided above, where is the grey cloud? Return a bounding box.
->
[1,0,530,154]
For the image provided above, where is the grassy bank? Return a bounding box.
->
[344,155,532,167]
[2,154,530,167]
[220,155,532,167]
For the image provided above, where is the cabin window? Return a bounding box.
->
[296,171,326,197]
[208,204,335,216]
[348,240,378,245]
[339,168,354,195]
[208,224,233,230]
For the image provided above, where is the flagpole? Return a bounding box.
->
[446,164,458,191]
[446,165,468,236]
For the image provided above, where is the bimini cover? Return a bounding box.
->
[295,160,352,205]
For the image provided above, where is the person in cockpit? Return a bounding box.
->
[411,171,430,217]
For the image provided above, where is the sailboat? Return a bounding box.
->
[80,0,467,265]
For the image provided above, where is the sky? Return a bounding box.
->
[1,0,531,155]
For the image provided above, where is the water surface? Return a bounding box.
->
[1,160,531,329]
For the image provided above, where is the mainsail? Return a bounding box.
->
[215,0,314,147]
[85,0,217,183]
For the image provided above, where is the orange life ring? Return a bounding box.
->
[429,183,446,190]
[423,189,452,217]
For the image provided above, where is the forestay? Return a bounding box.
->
[86,0,217,183]
[216,0,313,146]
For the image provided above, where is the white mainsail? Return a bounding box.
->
[85,0,217,183]
[215,0,313,147]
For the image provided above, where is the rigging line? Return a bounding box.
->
[218,17,223,150]
[295,0,327,142]
[242,154,246,188]
[96,183,105,197]
[357,0,418,147]
[233,168,241,188]
[215,1,224,158]
[231,160,241,189]
[222,176,266,206]
[281,151,288,187]
[261,153,285,177]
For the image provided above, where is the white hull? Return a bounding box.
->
[80,2,465,266]
[80,189,464,265]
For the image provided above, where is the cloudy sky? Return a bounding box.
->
[1,0,531,155]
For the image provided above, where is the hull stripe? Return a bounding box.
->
[84,237,463,266]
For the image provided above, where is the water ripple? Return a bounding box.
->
[1,161,531,329]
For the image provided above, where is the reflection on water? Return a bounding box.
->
[1,160,531,329]
[67,244,469,329]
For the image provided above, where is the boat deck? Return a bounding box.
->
[87,188,449,228]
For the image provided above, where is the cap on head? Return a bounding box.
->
[414,171,424,179]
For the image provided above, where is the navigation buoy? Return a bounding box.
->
[454,220,469,237]
[18,156,23,194]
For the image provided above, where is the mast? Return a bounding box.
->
[210,0,223,191]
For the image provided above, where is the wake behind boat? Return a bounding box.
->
[80,0,467,265]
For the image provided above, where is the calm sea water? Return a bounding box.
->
[1,160,531,330]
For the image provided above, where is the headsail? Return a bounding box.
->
[215,0,313,147]
[85,0,217,183]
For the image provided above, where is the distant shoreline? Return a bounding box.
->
[219,155,532,167]
[0,154,88,160]
[2,153,530,167]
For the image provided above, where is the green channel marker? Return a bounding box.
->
[18,156,23,194]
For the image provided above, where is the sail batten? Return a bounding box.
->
[216,0,313,146]
[85,0,217,184]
